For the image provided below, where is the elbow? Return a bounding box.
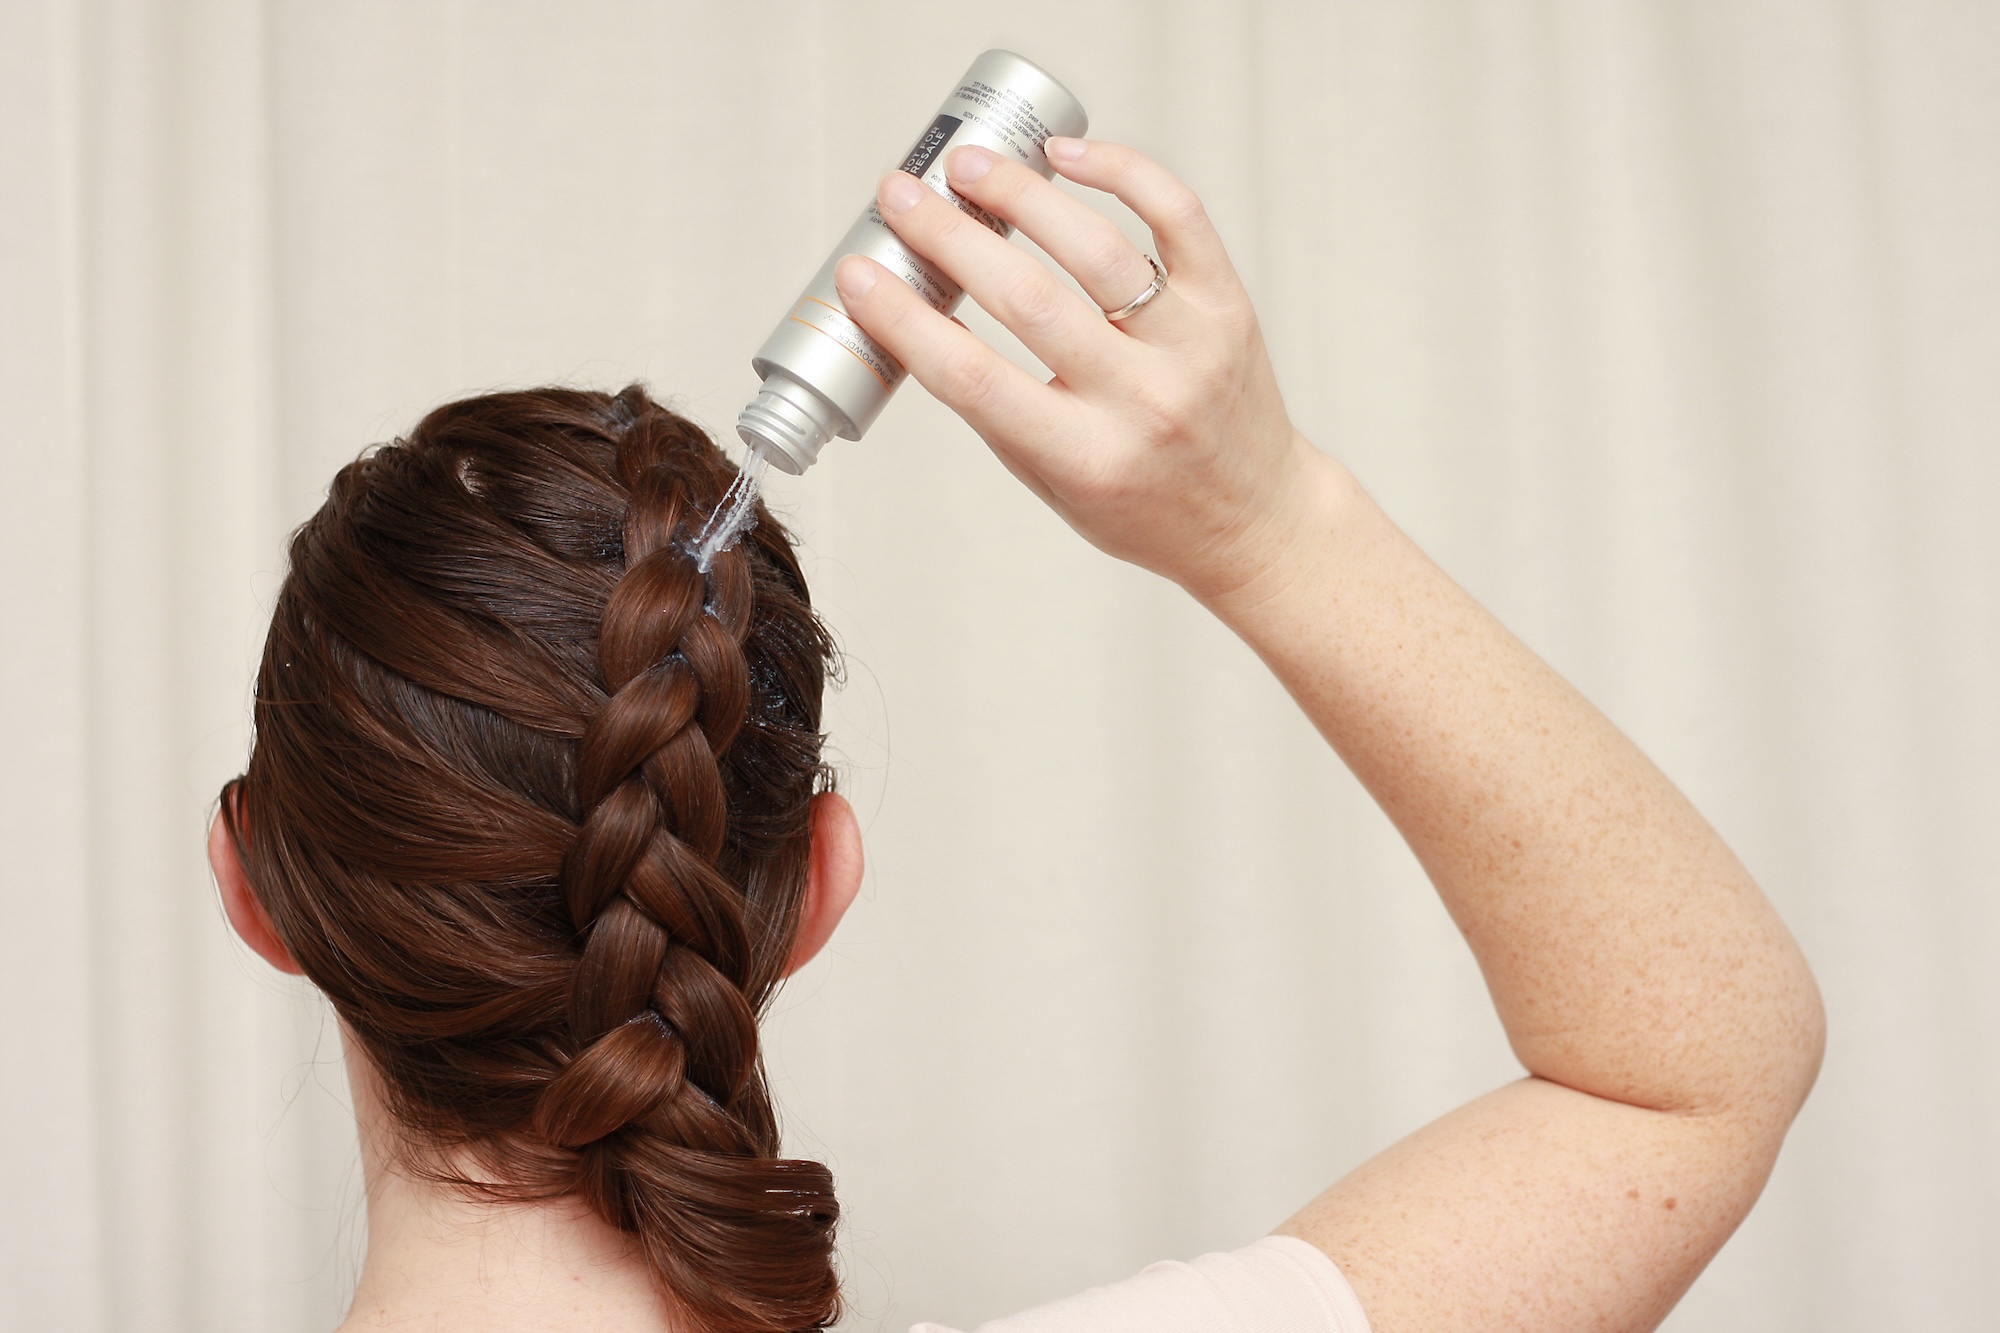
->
[1725,941,1826,1163]
[1684,951,1825,1226]
[1725,900,1827,1132]
[1686,929,1827,1142]
[1777,958,1828,1124]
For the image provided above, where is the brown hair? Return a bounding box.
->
[220,385,840,1331]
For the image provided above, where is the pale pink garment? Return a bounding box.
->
[911,1235,1372,1333]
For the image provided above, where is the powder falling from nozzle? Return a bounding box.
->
[692,445,771,573]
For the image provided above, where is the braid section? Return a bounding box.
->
[531,408,838,1332]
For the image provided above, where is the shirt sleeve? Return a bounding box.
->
[909,1234,1373,1333]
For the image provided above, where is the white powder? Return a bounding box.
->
[692,444,771,574]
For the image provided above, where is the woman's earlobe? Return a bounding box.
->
[785,792,864,977]
[210,802,304,976]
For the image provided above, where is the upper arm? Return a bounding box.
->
[1276,1076,1797,1333]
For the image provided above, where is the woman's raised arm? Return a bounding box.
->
[832,137,1824,1333]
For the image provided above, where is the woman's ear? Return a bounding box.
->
[210,798,303,976]
[785,791,864,977]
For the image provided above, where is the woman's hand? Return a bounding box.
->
[832,137,1327,607]
[840,140,1823,1333]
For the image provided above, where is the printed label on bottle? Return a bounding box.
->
[787,296,905,389]
[891,112,1007,238]
[949,80,1057,157]
[901,115,962,177]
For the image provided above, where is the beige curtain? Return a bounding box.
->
[4,3,1995,1329]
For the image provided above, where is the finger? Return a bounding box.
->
[1041,138,1237,295]
[942,146,1201,342]
[832,254,1069,450]
[870,169,1129,384]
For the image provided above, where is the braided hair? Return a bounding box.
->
[221,385,840,1331]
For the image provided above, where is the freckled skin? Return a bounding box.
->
[837,136,1827,1333]
[1250,481,1823,1330]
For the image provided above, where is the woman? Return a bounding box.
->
[212,137,1824,1332]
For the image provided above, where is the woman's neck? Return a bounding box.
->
[339,1037,683,1333]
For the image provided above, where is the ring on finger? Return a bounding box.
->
[1103,255,1168,322]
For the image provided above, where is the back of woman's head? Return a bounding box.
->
[221,384,840,1332]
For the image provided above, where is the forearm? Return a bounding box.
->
[834,131,1821,1324]
[1207,439,1824,1119]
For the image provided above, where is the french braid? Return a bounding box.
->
[224,385,840,1332]
[535,401,837,1328]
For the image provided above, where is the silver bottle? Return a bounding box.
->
[737,50,1088,474]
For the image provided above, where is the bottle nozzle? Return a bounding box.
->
[737,376,841,475]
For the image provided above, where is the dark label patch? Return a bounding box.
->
[900,114,961,177]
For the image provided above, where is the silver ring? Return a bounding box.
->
[1104,254,1168,322]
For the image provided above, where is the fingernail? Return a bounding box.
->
[835,255,876,300]
[880,171,924,213]
[1045,136,1085,163]
[947,145,993,183]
